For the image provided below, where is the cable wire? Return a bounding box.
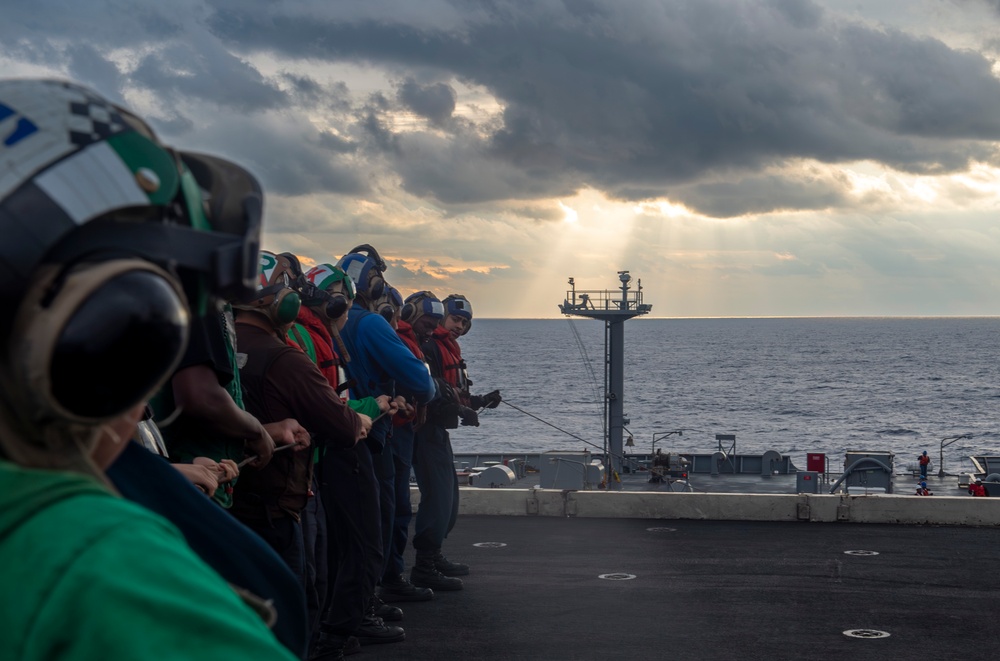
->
[565,319,606,438]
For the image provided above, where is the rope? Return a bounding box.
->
[500,400,599,450]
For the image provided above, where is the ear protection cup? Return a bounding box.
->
[302,285,347,321]
[374,285,403,323]
[337,247,387,307]
[325,295,349,320]
[301,263,355,322]
[401,291,445,324]
[367,274,385,303]
[11,259,189,423]
[272,288,301,325]
[235,250,303,326]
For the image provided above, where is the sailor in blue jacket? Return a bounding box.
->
[336,245,439,614]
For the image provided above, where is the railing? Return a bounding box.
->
[559,272,652,315]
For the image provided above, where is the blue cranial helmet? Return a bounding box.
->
[442,294,473,335]
[336,244,386,309]
[374,284,404,323]
[402,291,445,325]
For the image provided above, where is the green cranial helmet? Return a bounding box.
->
[0,79,262,322]
[302,263,355,320]
[0,79,262,430]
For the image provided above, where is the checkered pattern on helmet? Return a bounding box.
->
[67,91,128,147]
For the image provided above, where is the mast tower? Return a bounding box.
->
[559,272,651,484]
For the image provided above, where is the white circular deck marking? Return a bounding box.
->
[473,542,507,548]
[844,550,880,556]
[843,629,890,639]
[646,527,677,532]
[598,573,636,581]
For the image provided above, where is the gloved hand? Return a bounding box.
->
[469,390,502,410]
[435,378,457,405]
[483,390,502,409]
[458,406,480,427]
[431,378,461,420]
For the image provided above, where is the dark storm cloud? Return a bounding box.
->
[0,1,286,114]
[667,171,851,218]
[130,43,287,112]
[0,0,183,47]
[318,131,358,155]
[204,0,1000,215]
[397,79,457,126]
[6,1,1000,219]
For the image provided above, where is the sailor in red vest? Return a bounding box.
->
[232,252,371,658]
[412,294,501,591]
[919,451,930,479]
[968,478,987,497]
[285,261,403,648]
[378,291,446,603]
[915,481,933,496]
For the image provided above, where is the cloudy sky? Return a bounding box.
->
[5,0,1000,317]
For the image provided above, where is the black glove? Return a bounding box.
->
[469,390,502,410]
[434,379,458,405]
[458,406,480,427]
[484,390,502,409]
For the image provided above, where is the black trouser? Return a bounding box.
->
[371,439,396,578]
[241,516,307,593]
[412,423,459,555]
[317,442,383,636]
[385,423,415,577]
[302,473,327,642]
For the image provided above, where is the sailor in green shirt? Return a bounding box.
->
[0,78,296,660]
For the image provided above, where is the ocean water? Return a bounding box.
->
[454,317,1000,474]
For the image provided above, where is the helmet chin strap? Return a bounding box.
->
[330,325,351,363]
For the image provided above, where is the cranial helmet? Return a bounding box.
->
[302,263,356,320]
[0,79,261,429]
[374,285,404,323]
[336,244,387,309]
[401,291,445,325]
[234,251,302,326]
[442,294,473,334]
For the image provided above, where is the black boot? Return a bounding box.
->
[353,599,406,645]
[434,552,470,577]
[378,573,434,602]
[309,633,348,661]
[410,553,463,591]
[373,594,404,622]
[342,636,361,656]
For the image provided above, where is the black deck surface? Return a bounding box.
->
[361,516,1000,660]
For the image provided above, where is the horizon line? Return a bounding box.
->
[473,314,1000,320]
